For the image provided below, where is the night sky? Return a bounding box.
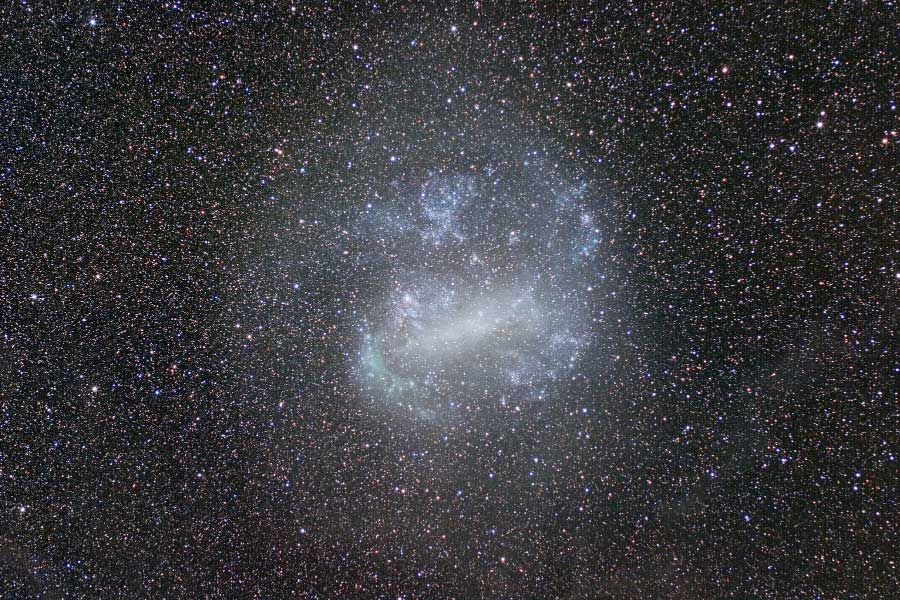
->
[2,2,897,599]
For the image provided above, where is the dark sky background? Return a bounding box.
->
[1,2,897,599]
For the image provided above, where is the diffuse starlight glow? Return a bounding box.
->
[356,160,603,421]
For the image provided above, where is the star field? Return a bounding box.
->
[1,2,897,599]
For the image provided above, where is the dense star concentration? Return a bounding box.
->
[356,160,601,422]
[1,2,897,599]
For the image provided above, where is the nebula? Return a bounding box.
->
[356,158,603,422]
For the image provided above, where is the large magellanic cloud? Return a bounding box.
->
[355,155,605,422]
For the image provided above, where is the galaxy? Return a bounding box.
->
[356,157,600,423]
[2,3,897,599]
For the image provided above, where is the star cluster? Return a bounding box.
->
[1,2,896,599]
